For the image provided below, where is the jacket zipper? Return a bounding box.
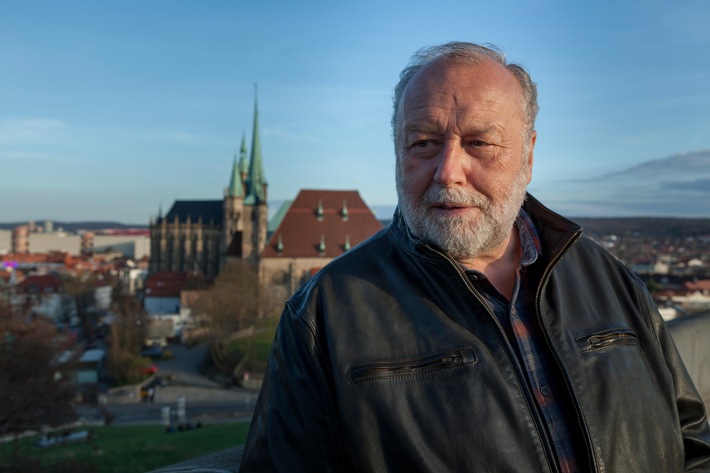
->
[350,349,476,383]
[579,330,638,352]
[426,245,560,473]
[534,230,598,473]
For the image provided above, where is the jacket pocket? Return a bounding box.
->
[350,348,476,383]
[576,328,638,353]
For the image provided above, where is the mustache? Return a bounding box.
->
[420,185,490,210]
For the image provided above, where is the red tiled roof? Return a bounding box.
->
[686,280,710,291]
[2,253,52,263]
[1,252,82,266]
[262,189,383,258]
[18,274,63,293]
[144,271,188,298]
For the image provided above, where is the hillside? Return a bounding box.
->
[2,217,710,240]
[0,221,148,232]
[574,217,710,239]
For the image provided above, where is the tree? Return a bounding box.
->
[106,295,150,385]
[0,300,77,464]
[62,273,101,341]
[192,260,269,375]
[646,278,661,294]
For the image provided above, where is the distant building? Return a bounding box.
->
[15,274,78,324]
[0,230,10,255]
[0,225,148,260]
[143,271,188,315]
[149,95,268,280]
[12,225,28,253]
[92,234,150,259]
[149,190,383,332]
[119,265,149,296]
[28,232,81,255]
[260,189,383,304]
[75,348,106,385]
[142,271,194,341]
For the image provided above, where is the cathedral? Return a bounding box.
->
[149,97,268,280]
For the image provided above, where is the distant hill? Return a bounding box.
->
[0,221,149,232]
[574,217,710,239]
[2,216,709,240]
[374,215,710,240]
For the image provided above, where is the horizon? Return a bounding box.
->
[3,201,710,230]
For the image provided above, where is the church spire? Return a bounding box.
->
[245,85,267,204]
[238,133,249,179]
[228,153,244,198]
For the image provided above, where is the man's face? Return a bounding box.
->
[395,58,535,261]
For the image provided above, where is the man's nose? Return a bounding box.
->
[433,141,467,186]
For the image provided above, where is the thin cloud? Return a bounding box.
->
[0,118,68,144]
[0,150,80,163]
[572,150,710,182]
[538,150,710,217]
[660,178,710,192]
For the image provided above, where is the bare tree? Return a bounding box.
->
[61,273,105,342]
[192,260,266,374]
[0,301,77,464]
[106,295,150,385]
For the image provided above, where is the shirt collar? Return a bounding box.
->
[516,208,541,268]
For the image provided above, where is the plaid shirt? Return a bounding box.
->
[464,210,580,473]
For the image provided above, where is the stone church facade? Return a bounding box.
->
[149,98,268,281]
[148,96,385,312]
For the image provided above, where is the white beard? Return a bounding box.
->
[396,164,528,261]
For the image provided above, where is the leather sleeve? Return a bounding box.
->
[645,287,710,472]
[239,301,347,472]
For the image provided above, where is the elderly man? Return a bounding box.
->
[240,42,710,472]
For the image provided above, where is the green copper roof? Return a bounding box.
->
[268,199,293,234]
[227,154,244,197]
[245,89,267,205]
[238,133,249,175]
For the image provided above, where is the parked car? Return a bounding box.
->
[141,345,164,359]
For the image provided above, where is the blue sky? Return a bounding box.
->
[2,0,710,224]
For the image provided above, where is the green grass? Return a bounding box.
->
[0,422,250,473]
[228,317,279,375]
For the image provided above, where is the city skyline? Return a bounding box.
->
[3,1,710,224]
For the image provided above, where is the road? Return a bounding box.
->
[82,400,256,426]
[151,342,220,388]
[80,341,259,426]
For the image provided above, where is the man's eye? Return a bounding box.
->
[412,139,435,148]
[468,140,488,147]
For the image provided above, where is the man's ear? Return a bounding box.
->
[525,130,536,184]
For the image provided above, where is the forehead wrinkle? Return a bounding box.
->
[405,89,510,119]
[404,109,507,138]
[401,70,522,141]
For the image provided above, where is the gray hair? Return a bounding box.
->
[391,42,539,149]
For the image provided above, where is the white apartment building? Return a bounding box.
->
[93,235,150,259]
[29,232,82,255]
[0,230,10,254]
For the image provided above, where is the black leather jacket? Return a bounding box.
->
[240,195,710,472]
